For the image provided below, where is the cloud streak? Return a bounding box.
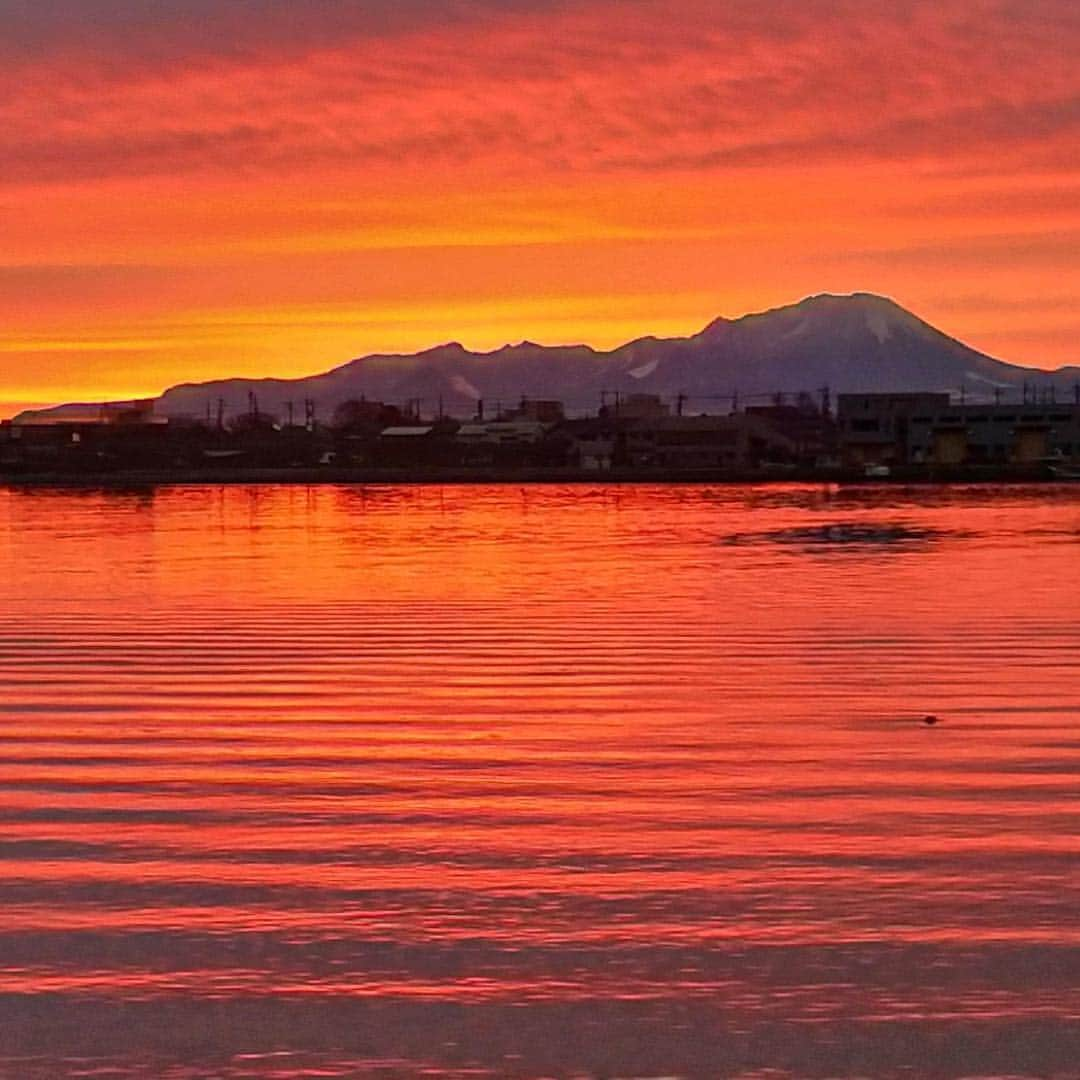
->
[2,0,1077,184]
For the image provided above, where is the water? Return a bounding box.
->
[1,482,1078,1079]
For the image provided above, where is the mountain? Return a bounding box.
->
[20,294,1080,424]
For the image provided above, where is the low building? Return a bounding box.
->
[454,418,567,468]
[623,414,799,470]
[332,399,403,430]
[599,393,670,420]
[837,393,949,466]
[1,401,175,472]
[455,420,549,445]
[746,404,838,466]
[907,403,1080,465]
[510,399,565,424]
[560,418,616,470]
[375,424,461,467]
[838,393,1080,466]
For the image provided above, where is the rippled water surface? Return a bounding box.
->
[1,483,1079,1079]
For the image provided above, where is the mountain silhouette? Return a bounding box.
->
[22,294,1080,424]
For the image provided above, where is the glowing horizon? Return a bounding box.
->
[1,0,1077,417]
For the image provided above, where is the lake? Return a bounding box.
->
[1,482,1078,1078]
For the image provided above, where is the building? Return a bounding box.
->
[622,413,799,470]
[838,393,1080,466]
[509,398,565,424]
[454,418,567,467]
[559,418,617,470]
[837,393,949,466]
[746,403,837,466]
[332,399,403,430]
[599,393,670,420]
[455,420,550,446]
[907,403,1080,465]
[375,424,462,466]
[1,399,175,472]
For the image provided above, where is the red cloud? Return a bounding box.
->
[1,0,1076,185]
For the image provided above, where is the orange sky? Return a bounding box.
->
[1,0,1077,416]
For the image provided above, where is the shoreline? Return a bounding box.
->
[1,464,1069,489]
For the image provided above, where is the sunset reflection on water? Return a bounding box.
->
[1,483,1079,1078]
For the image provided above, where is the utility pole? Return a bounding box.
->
[304,398,315,432]
[676,392,685,417]
[286,401,295,428]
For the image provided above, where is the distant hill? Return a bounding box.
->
[19,293,1080,424]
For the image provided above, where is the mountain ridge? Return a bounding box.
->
[17,293,1080,424]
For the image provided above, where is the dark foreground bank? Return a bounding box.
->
[1,463,1070,488]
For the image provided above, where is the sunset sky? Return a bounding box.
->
[1,0,1077,416]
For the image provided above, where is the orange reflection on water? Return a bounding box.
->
[1,483,1079,1074]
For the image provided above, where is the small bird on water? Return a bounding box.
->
[923,715,941,726]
